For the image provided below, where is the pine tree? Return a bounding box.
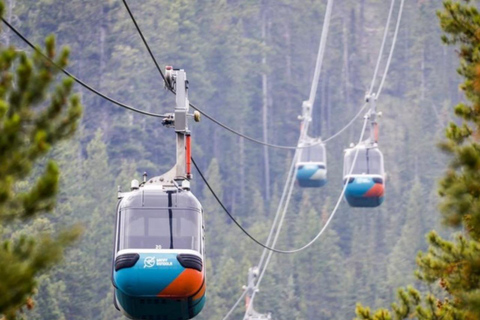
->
[0,0,83,317]
[356,1,480,319]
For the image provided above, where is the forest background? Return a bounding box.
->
[1,0,460,319]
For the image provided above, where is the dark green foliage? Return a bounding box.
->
[0,0,83,317]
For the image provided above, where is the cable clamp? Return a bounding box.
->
[162,113,175,127]
[165,66,175,90]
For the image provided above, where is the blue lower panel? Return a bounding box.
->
[345,194,384,208]
[344,178,384,208]
[296,167,327,188]
[298,178,327,188]
[190,295,206,318]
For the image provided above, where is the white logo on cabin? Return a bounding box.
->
[156,258,173,266]
[357,178,370,184]
[144,256,156,268]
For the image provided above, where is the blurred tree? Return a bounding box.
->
[0,0,83,317]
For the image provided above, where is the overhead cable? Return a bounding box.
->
[191,120,369,256]
[257,147,299,270]
[376,0,405,98]
[255,0,335,287]
[323,102,367,143]
[255,117,368,284]
[0,18,169,119]
[246,0,404,315]
[307,0,333,107]
[221,290,247,320]
[192,156,315,254]
[368,0,396,95]
[245,117,368,317]
[122,0,363,150]
[121,0,166,83]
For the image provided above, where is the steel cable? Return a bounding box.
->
[1,18,169,119]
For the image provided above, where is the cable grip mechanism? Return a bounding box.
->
[165,66,175,90]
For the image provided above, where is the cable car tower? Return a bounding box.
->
[243,267,272,320]
[112,68,206,320]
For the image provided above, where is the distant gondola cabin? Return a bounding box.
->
[343,144,385,207]
[296,140,327,188]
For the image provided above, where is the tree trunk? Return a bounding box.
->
[240,125,245,203]
[261,5,270,200]
[342,15,351,123]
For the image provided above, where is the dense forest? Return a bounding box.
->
[0,0,464,319]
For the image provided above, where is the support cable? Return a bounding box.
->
[191,101,361,149]
[251,117,368,301]
[368,0,396,95]
[121,0,166,83]
[249,0,400,260]
[242,117,367,318]
[221,289,247,320]
[376,0,405,98]
[121,0,361,150]
[257,149,299,270]
[254,0,334,266]
[193,0,334,257]
[307,0,333,107]
[323,102,367,143]
[245,0,402,316]
[192,156,306,254]
[0,18,169,119]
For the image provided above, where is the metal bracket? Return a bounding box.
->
[143,67,196,189]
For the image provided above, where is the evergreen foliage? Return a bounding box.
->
[0,0,83,316]
[356,1,480,319]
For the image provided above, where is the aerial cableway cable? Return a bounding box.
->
[0,18,170,119]
[192,0,335,256]
[3,3,365,150]
[121,0,167,83]
[222,289,248,320]
[221,0,335,317]
[192,156,321,254]
[377,0,405,97]
[247,118,368,311]
[121,0,363,150]
[2,13,361,150]
[241,0,405,317]
[368,0,396,95]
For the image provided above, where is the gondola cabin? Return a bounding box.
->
[343,144,385,207]
[296,140,327,188]
[112,182,206,320]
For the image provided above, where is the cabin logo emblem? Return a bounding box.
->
[144,256,156,268]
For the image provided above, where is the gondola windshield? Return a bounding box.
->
[120,208,200,251]
[344,147,384,176]
[300,144,325,163]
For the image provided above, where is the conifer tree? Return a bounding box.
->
[356,1,480,319]
[0,0,83,317]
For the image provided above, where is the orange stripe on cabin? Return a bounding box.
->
[157,269,204,298]
[364,183,384,197]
